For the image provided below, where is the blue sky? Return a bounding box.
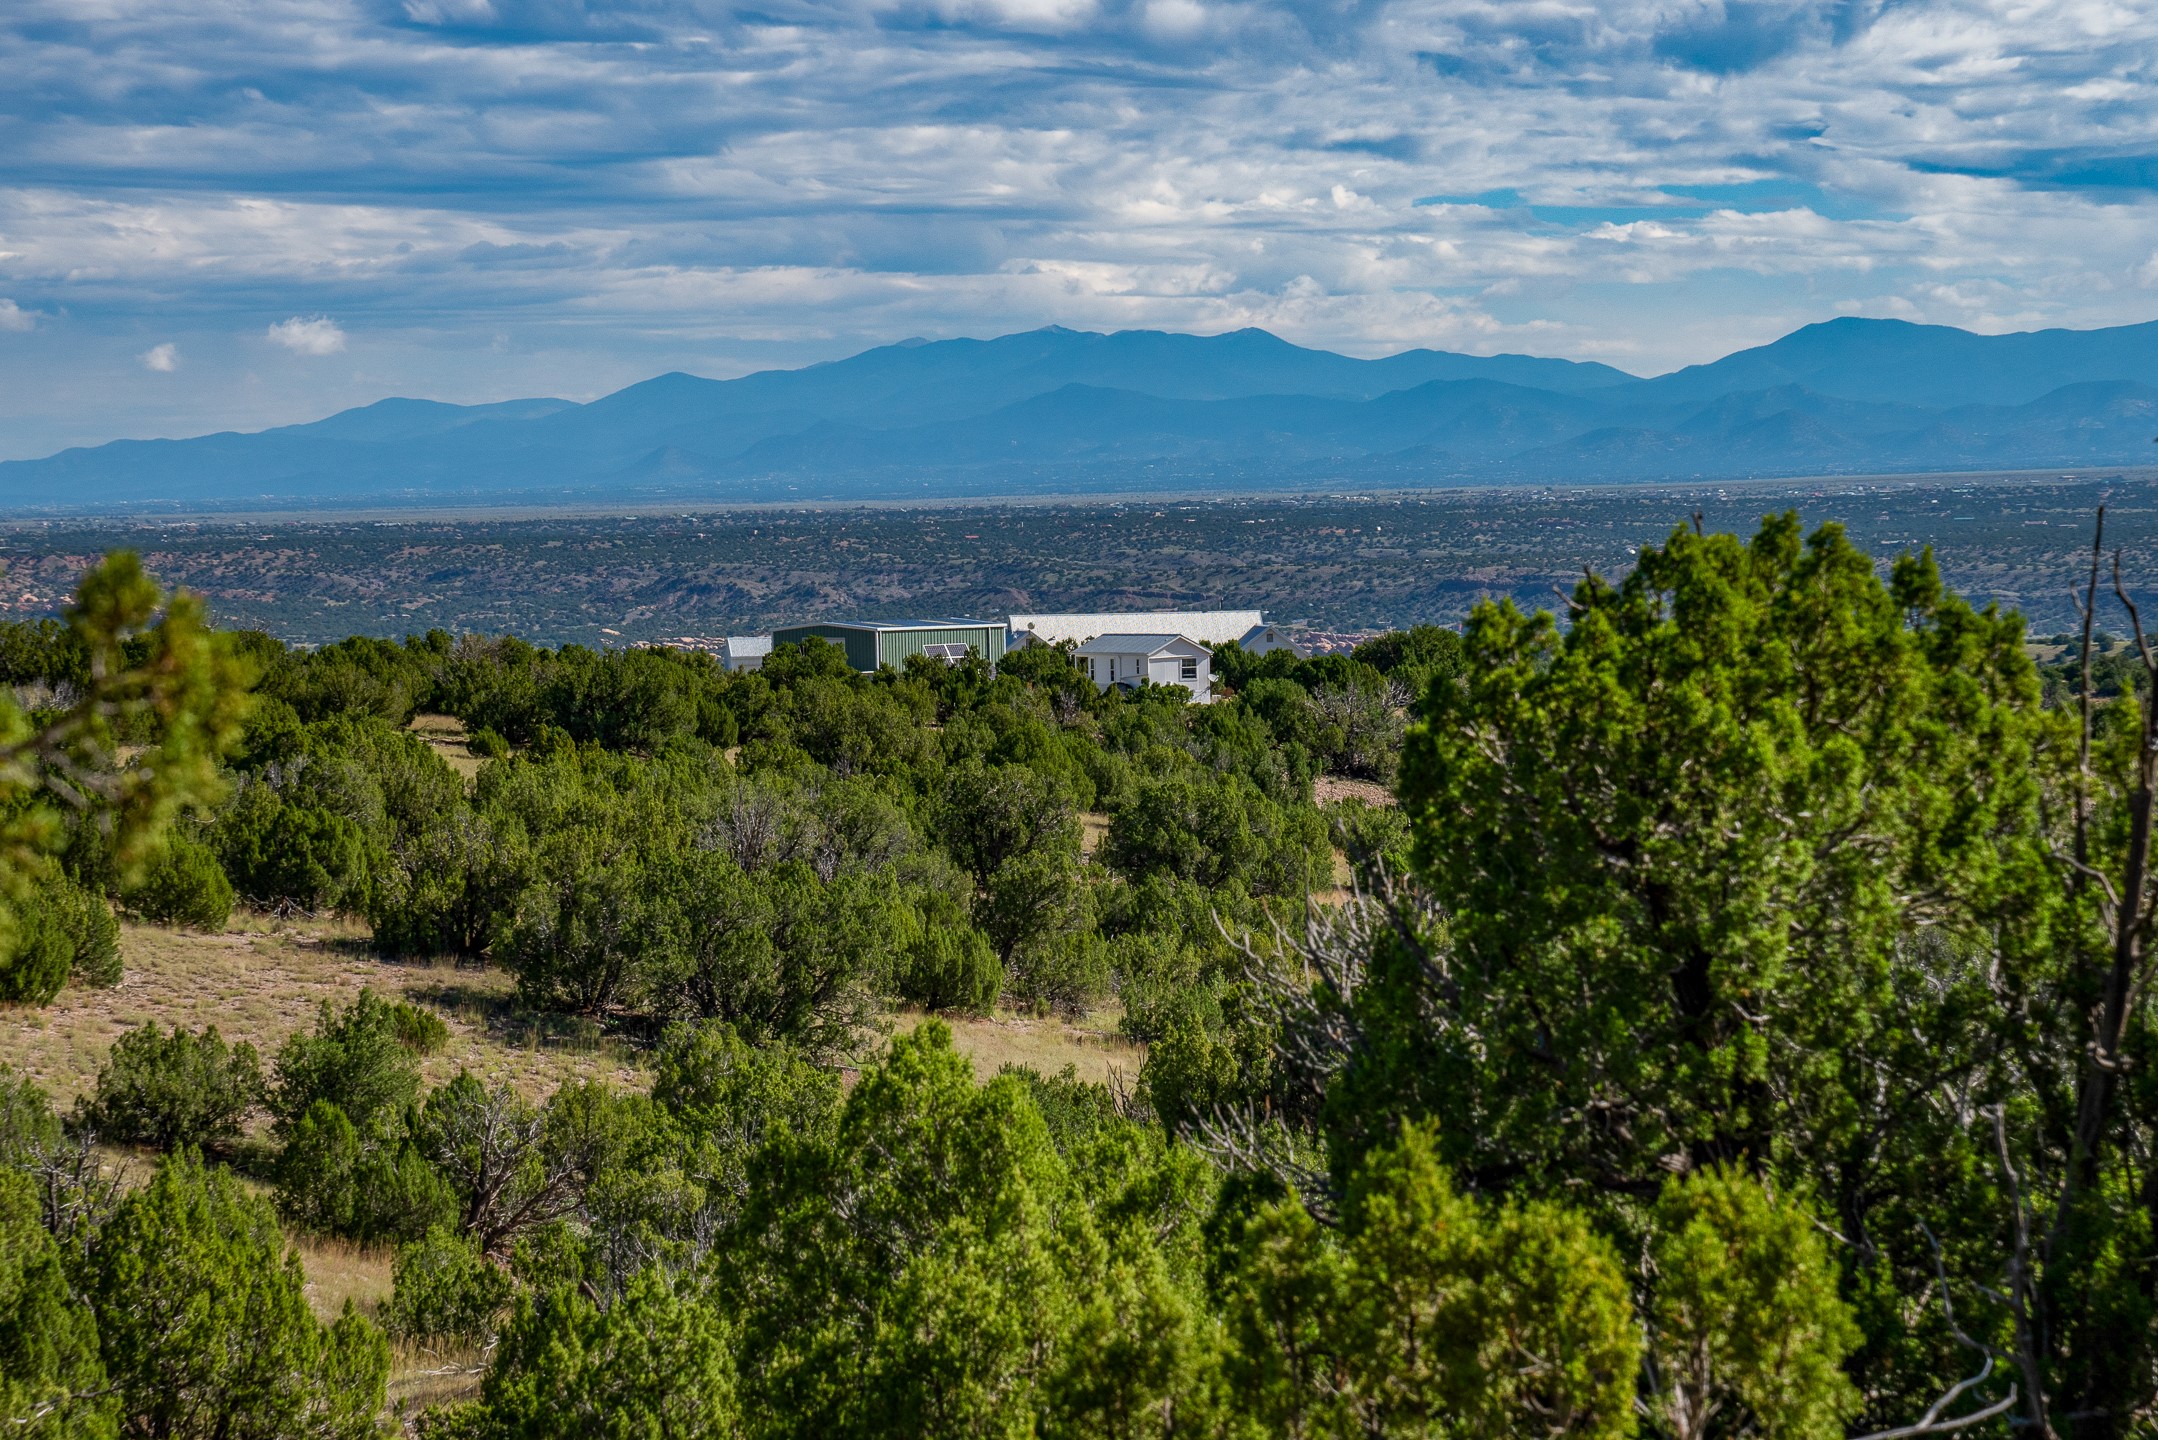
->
[2,0,2156,458]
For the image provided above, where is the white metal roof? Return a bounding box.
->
[783,617,999,632]
[723,635,773,657]
[1011,610,1261,646]
[1073,633,1210,657]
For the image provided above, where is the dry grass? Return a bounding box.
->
[389,1346,489,1417]
[903,1006,1141,1089]
[1,912,1144,1419]
[291,1232,398,1320]
[288,1232,483,1423]
[409,712,485,782]
[1079,811,1109,859]
[0,916,642,1112]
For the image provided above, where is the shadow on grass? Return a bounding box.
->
[402,979,636,1060]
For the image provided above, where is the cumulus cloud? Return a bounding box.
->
[0,299,33,332]
[139,343,178,372]
[266,316,347,356]
[0,0,2155,447]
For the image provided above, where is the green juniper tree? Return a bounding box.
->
[1,554,248,986]
[85,1152,387,1440]
[0,1167,114,1438]
[80,1023,263,1152]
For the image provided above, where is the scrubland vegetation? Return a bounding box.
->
[4,513,2156,1437]
[0,475,2135,649]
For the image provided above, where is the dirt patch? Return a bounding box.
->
[1314,775,1395,807]
[1079,811,1110,859]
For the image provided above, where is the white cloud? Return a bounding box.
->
[0,0,2156,448]
[265,316,347,356]
[401,0,498,22]
[1141,0,1208,39]
[139,342,178,372]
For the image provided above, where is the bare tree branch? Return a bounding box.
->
[1991,1108,2056,1439]
[2075,508,2105,872]
[1190,1102,1338,1225]
[1851,1369,2018,1440]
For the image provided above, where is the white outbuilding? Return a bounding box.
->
[721,636,772,672]
[1236,622,1303,657]
[1073,633,1214,703]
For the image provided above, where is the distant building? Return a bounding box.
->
[721,636,772,672]
[769,618,1007,673]
[1074,633,1214,703]
[1009,610,1263,649]
[1237,622,1302,657]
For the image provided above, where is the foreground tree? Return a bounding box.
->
[0,553,249,986]
[728,1023,1079,1440]
[1982,506,2158,1435]
[0,1167,114,1438]
[85,1152,387,1440]
[1168,514,2099,1426]
[1645,1167,1861,1440]
[1390,513,2052,1194]
[445,1268,739,1440]
[1221,1124,1639,1440]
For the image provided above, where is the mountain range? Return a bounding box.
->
[7,317,2158,512]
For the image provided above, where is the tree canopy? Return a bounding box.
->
[8,519,2154,1437]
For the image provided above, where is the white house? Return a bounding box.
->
[1237,622,1303,657]
[721,636,772,672]
[1009,610,1262,649]
[1073,633,1214,703]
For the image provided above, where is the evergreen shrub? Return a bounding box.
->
[80,1022,262,1151]
[122,834,234,930]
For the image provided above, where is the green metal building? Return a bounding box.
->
[768,618,1007,673]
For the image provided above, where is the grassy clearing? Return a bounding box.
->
[0,910,1137,1401]
[0,916,1138,1112]
[408,712,485,782]
[0,916,642,1112]
[291,1231,398,1319]
[900,1006,1140,1091]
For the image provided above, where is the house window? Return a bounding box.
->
[1179,657,1198,680]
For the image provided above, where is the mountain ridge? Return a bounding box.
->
[7,318,2158,511]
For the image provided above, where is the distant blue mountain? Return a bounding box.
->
[1628,316,2158,409]
[5,319,2157,512]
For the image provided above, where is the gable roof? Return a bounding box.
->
[1073,632,1209,657]
[1012,610,1260,645]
